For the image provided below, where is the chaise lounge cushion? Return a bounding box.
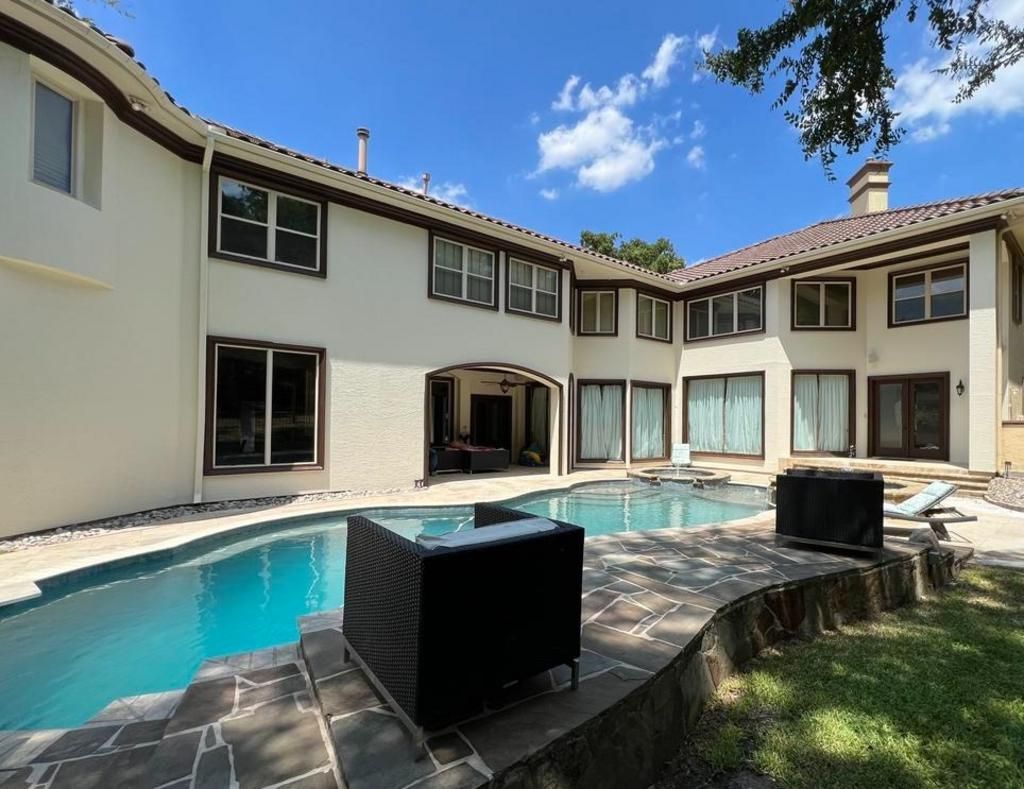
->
[415,517,556,549]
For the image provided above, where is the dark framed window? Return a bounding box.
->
[631,381,671,460]
[428,233,498,309]
[205,337,325,474]
[506,256,561,321]
[32,80,75,194]
[685,285,764,341]
[576,380,626,462]
[1012,249,1023,326]
[889,262,967,327]
[578,290,617,335]
[211,173,327,276]
[791,278,856,330]
[682,372,765,458]
[791,370,855,456]
[636,293,672,342]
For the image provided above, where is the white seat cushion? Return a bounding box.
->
[416,517,557,549]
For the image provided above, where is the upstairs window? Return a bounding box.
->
[686,285,763,341]
[579,290,617,335]
[33,81,75,194]
[890,263,966,326]
[430,236,497,308]
[507,258,560,319]
[637,293,671,341]
[792,280,854,329]
[215,176,324,275]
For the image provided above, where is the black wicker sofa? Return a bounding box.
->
[341,503,584,741]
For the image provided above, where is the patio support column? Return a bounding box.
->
[968,229,999,472]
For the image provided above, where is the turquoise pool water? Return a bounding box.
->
[0,482,767,730]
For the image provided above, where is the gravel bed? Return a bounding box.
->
[985,476,1024,512]
[0,488,408,553]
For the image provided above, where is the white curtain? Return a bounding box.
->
[529,387,548,453]
[687,378,725,452]
[724,376,762,455]
[793,373,848,452]
[632,387,665,459]
[580,384,623,459]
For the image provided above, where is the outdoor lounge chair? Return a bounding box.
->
[341,503,584,744]
[882,481,977,539]
[671,443,692,469]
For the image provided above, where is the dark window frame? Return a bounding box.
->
[790,277,857,331]
[887,260,969,328]
[31,78,77,196]
[681,371,766,460]
[504,254,563,322]
[1010,243,1024,326]
[575,378,627,463]
[576,288,619,336]
[209,169,328,278]
[789,369,857,457]
[427,230,500,311]
[630,380,672,462]
[204,336,327,475]
[635,293,673,343]
[684,283,766,343]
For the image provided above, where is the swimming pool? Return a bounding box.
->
[0,481,768,730]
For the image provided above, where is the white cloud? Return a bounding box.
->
[577,74,646,111]
[686,145,706,170]
[539,188,560,200]
[552,75,580,111]
[397,177,471,207]
[690,119,706,140]
[696,27,719,53]
[642,33,687,88]
[529,111,540,125]
[536,106,666,192]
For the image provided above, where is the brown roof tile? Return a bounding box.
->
[669,190,1024,283]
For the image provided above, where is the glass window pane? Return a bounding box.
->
[510,259,532,287]
[536,291,557,316]
[912,381,942,450]
[688,299,709,338]
[435,239,463,270]
[930,267,965,317]
[598,292,615,332]
[687,377,725,452]
[794,283,821,326]
[467,248,493,278]
[221,217,268,259]
[894,272,925,301]
[33,83,73,193]
[466,274,492,303]
[931,266,964,295]
[434,266,462,298]
[894,297,926,323]
[638,295,654,336]
[824,283,850,326]
[931,291,964,318]
[712,294,735,335]
[581,292,598,332]
[270,352,317,464]
[215,347,267,466]
[510,284,533,311]
[275,230,317,269]
[737,289,762,331]
[537,268,558,293]
[221,179,268,222]
[724,375,763,454]
[632,386,665,459]
[654,301,669,338]
[276,195,318,234]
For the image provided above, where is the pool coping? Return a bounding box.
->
[0,473,772,610]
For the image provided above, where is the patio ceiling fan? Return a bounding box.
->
[482,376,522,394]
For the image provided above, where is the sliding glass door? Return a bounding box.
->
[578,381,625,461]
[631,383,669,460]
[792,371,854,455]
[684,373,764,456]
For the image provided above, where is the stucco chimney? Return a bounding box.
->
[356,127,370,174]
[847,159,892,215]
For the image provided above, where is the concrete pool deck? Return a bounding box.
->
[0,518,970,789]
[0,469,776,609]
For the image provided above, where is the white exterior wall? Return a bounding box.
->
[0,44,199,538]
[968,230,999,471]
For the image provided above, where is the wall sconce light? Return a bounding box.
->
[956,379,966,397]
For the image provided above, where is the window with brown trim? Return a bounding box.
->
[428,234,498,309]
[576,379,626,461]
[1012,251,1023,326]
[791,371,855,456]
[683,372,764,457]
[636,293,672,342]
[686,285,764,341]
[631,382,671,460]
[889,262,967,326]
[578,290,618,335]
[206,337,325,474]
[213,174,327,276]
[506,257,561,320]
[791,279,855,330]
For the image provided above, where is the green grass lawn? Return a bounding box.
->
[655,567,1024,789]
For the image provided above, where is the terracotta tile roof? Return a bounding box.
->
[669,189,1024,283]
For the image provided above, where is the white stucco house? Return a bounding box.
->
[2,0,1024,538]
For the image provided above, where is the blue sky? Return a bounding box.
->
[86,0,1024,263]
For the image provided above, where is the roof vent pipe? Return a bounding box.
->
[422,172,431,195]
[356,127,370,174]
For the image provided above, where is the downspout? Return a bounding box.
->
[193,132,216,502]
